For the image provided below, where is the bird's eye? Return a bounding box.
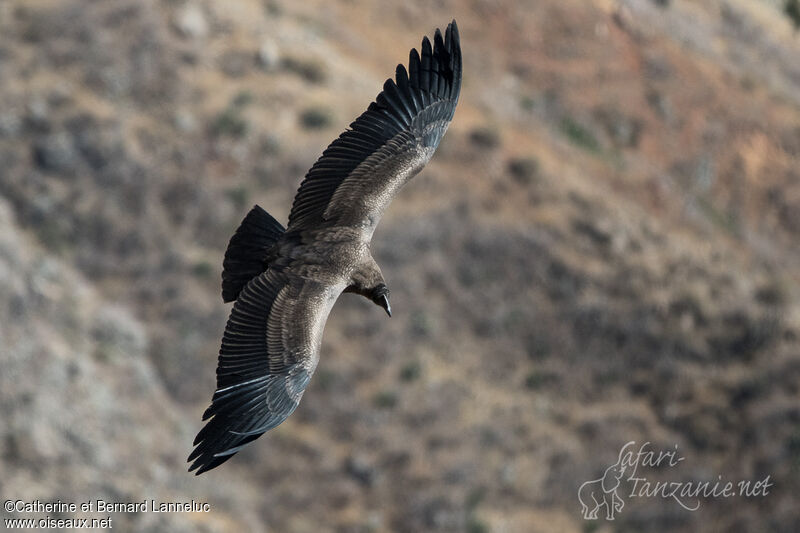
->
[372,283,389,299]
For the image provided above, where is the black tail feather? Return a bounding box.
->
[221,205,285,303]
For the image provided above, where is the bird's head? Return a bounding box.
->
[371,283,391,317]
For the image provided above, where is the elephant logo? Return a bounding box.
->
[578,452,627,520]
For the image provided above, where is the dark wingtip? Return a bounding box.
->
[187,448,230,475]
[189,462,207,475]
[448,20,460,53]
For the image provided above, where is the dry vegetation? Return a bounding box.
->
[0,0,798,531]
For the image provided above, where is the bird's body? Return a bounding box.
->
[190,20,461,474]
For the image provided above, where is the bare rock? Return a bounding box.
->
[257,40,280,71]
[174,4,208,39]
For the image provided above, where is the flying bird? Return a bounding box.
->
[189,20,461,474]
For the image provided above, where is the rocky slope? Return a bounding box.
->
[0,0,798,531]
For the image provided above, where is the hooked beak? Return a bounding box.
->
[377,293,392,317]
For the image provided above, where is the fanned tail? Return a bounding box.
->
[221,205,285,303]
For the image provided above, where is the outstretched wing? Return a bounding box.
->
[286,20,461,236]
[189,269,340,474]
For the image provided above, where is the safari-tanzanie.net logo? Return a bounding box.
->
[577,441,773,521]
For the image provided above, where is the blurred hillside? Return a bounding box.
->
[0,0,798,531]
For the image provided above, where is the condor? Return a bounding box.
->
[190,20,461,474]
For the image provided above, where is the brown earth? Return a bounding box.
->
[0,0,798,531]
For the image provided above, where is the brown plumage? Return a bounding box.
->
[189,20,462,474]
